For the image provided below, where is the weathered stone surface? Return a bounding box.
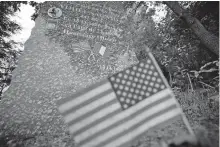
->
[0,1,138,143]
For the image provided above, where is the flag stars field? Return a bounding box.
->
[108,60,170,109]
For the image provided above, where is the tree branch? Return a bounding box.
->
[164,1,219,55]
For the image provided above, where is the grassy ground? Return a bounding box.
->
[175,90,219,147]
[0,89,219,147]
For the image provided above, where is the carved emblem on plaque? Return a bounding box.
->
[48,7,62,18]
[46,19,58,31]
[46,23,56,29]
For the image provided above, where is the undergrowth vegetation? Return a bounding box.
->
[174,89,219,147]
[0,89,218,147]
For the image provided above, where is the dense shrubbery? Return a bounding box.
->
[122,1,219,92]
[0,1,39,99]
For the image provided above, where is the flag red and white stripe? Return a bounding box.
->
[57,52,183,147]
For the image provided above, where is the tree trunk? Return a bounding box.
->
[164,1,219,56]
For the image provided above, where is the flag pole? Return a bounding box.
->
[147,50,195,137]
[126,44,130,52]
[181,113,195,136]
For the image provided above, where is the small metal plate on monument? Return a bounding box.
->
[46,22,56,30]
[48,7,62,18]
[46,19,58,30]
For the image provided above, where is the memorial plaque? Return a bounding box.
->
[42,1,138,75]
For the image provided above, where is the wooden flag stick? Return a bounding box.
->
[169,89,195,136]
[148,51,195,137]
[181,113,195,136]
[170,90,195,136]
[126,44,130,52]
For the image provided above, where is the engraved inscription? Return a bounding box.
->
[44,2,137,76]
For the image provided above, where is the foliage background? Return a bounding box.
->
[122,1,219,92]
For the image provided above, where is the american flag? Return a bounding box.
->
[57,52,183,147]
[72,41,91,53]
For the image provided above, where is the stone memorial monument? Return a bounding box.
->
[0,1,141,146]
